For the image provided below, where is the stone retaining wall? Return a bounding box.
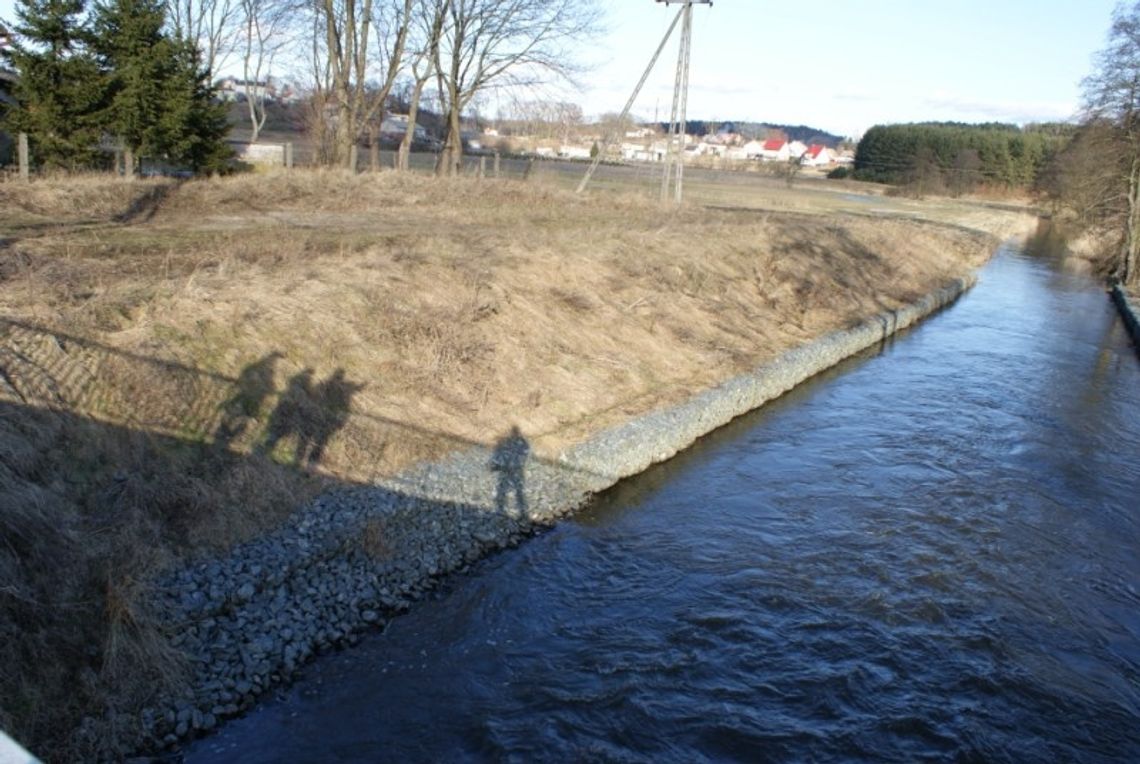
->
[136,274,978,754]
[1112,284,1140,350]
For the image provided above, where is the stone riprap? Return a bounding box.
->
[135,274,977,754]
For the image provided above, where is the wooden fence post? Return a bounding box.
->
[369,128,379,172]
[349,145,359,174]
[494,151,501,178]
[123,147,135,179]
[285,142,294,169]
[479,156,486,179]
[17,133,29,181]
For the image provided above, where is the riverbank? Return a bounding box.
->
[1112,284,1140,351]
[0,171,1034,760]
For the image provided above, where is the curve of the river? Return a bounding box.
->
[187,236,1140,763]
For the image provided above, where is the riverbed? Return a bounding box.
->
[186,240,1140,762]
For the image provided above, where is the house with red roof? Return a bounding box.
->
[801,144,834,167]
[758,138,790,162]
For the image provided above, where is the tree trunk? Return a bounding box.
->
[336,100,355,169]
[397,77,426,172]
[1124,157,1140,286]
[442,100,463,176]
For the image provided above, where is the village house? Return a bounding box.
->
[801,144,834,166]
[215,77,272,103]
[621,141,667,162]
[759,139,791,162]
[379,114,429,144]
[741,139,765,159]
[559,145,592,160]
[788,140,808,160]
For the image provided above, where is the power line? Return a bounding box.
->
[576,0,711,200]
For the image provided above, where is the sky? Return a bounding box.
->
[0,0,1123,138]
[568,0,1121,138]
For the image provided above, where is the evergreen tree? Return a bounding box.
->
[2,0,106,170]
[92,0,229,173]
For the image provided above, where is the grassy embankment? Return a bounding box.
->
[0,170,1033,760]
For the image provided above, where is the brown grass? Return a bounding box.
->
[0,169,1034,760]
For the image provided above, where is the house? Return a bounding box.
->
[741,139,766,159]
[560,145,592,160]
[801,144,834,166]
[621,141,667,162]
[690,142,726,158]
[379,114,428,143]
[215,77,273,103]
[787,140,808,160]
[759,139,790,162]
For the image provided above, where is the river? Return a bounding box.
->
[186,237,1140,762]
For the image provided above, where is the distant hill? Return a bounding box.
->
[652,120,845,147]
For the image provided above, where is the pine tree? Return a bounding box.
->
[2,0,106,170]
[93,0,229,173]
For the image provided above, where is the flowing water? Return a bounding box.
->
[187,238,1140,763]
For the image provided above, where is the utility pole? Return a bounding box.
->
[658,0,709,205]
[577,0,711,200]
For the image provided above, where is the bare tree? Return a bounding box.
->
[397,0,445,171]
[1083,0,1140,285]
[432,0,600,176]
[239,0,293,142]
[310,0,413,167]
[167,0,240,76]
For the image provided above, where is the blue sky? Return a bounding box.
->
[0,0,1122,138]
[571,0,1120,137]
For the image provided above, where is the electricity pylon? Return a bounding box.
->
[577,0,711,203]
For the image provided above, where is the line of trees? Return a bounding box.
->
[853,122,1068,197]
[1,0,600,175]
[1047,0,1140,286]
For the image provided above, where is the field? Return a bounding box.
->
[0,166,1035,759]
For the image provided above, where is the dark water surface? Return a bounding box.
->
[187,242,1140,763]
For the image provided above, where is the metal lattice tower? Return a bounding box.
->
[577,0,711,202]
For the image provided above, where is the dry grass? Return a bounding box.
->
[0,169,1034,760]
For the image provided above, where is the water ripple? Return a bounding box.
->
[188,247,1140,762]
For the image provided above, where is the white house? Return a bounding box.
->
[621,142,667,162]
[759,139,791,162]
[216,77,272,103]
[787,140,808,159]
[742,140,766,159]
[560,145,592,160]
[801,144,834,166]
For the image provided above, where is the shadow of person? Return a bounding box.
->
[490,425,529,516]
[304,369,364,468]
[261,368,315,464]
[214,351,284,450]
